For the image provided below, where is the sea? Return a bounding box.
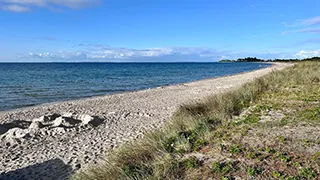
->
[0,62,271,111]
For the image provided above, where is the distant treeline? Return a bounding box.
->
[219,56,320,62]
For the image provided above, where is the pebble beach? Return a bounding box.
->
[0,63,291,180]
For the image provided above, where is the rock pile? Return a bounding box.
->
[0,113,104,146]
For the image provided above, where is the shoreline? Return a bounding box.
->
[0,62,272,115]
[0,62,292,179]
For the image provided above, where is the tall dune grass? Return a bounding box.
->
[73,61,320,180]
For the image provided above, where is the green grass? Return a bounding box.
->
[211,161,237,175]
[229,144,243,155]
[299,167,317,179]
[247,166,263,176]
[73,61,320,179]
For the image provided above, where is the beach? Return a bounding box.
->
[0,63,291,179]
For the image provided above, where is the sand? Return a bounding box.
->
[0,63,292,180]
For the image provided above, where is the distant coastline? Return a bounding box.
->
[219,56,320,63]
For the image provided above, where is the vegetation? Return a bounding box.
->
[237,57,264,62]
[74,61,320,179]
[219,56,320,62]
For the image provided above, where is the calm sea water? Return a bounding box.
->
[0,62,270,111]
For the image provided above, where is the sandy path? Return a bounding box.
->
[0,63,291,180]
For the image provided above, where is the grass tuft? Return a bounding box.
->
[74,61,320,179]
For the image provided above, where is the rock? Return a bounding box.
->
[51,127,66,135]
[77,115,103,127]
[65,117,82,126]
[75,163,81,170]
[77,115,93,125]
[4,128,29,139]
[122,113,130,119]
[0,113,104,146]
[52,117,63,127]
[40,129,50,136]
[1,128,30,145]
[62,113,75,118]
[0,126,8,135]
[29,121,43,130]
[48,113,61,121]
[32,116,49,123]
[52,117,81,128]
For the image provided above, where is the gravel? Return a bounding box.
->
[0,63,291,180]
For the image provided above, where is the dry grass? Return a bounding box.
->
[73,61,320,180]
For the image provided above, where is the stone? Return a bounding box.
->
[40,129,49,136]
[32,116,49,123]
[48,113,61,121]
[52,117,81,128]
[64,117,82,126]
[0,128,30,145]
[52,117,63,127]
[62,113,75,118]
[29,121,43,130]
[4,128,29,139]
[77,115,94,125]
[51,127,66,135]
[79,115,104,127]
[0,126,8,135]
[75,163,81,169]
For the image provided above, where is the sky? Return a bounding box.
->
[0,0,320,62]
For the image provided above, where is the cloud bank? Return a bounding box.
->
[302,16,320,26]
[282,16,320,34]
[1,4,29,12]
[295,50,320,59]
[0,0,102,12]
[17,45,318,62]
[18,46,235,62]
[282,28,320,34]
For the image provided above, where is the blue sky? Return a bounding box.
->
[0,0,320,62]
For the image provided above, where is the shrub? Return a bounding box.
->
[212,161,237,175]
[299,167,317,179]
[247,166,263,176]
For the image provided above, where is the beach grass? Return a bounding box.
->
[73,60,320,179]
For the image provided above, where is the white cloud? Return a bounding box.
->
[282,28,320,34]
[282,16,320,35]
[19,51,87,60]
[281,20,302,28]
[295,50,320,59]
[0,0,102,12]
[18,46,233,61]
[18,45,301,62]
[50,0,101,8]
[1,0,46,6]
[20,43,315,62]
[302,16,320,26]
[282,16,320,27]
[88,47,174,59]
[1,4,30,12]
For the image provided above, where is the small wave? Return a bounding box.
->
[13,103,36,108]
[91,89,129,93]
[23,93,42,97]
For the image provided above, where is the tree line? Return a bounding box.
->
[219,56,320,62]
